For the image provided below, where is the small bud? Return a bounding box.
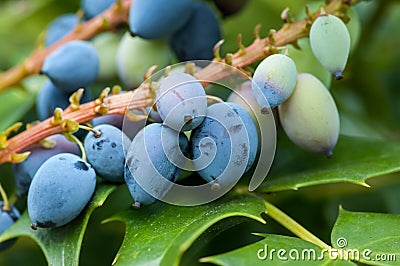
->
[11,151,31,163]
[111,85,122,95]
[237,34,246,55]
[254,24,262,40]
[39,138,56,149]
[51,108,63,126]
[95,87,111,105]
[213,39,225,61]
[61,119,79,133]
[225,53,233,65]
[94,104,109,116]
[69,88,84,111]
[184,63,196,75]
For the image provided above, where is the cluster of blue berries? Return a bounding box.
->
[2,0,251,238]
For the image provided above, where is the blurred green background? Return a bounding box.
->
[0,0,399,265]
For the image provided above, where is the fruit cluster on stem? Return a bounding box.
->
[0,0,360,164]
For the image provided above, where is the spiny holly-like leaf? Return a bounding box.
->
[331,207,400,265]
[0,183,116,266]
[105,194,266,266]
[201,234,356,266]
[259,135,400,192]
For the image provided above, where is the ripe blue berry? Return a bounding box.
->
[45,13,78,46]
[12,134,80,196]
[0,202,20,251]
[156,73,207,131]
[213,0,249,17]
[84,124,130,183]
[125,123,187,207]
[169,2,221,61]
[28,153,96,228]
[81,0,115,20]
[129,0,194,40]
[41,41,99,93]
[191,102,257,188]
[36,80,92,121]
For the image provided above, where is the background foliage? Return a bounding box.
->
[0,0,399,265]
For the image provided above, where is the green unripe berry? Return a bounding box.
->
[310,14,351,79]
[278,73,340,156]
[92,32,121,81]
[116,32,174,88]
[298,2,361,52]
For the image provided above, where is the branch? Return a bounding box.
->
[0,0,359,164]
[0,0,132,92]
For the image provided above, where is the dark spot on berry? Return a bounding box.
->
[225,111,235,118]
[36,220,56,228]
[95,139,110,151]
[111,142,117,148]
[59,157,66,161]
[74,161,89,171]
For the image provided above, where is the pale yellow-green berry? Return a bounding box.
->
[278,73,340,156]
[116,32,174,88]
[92,32,121,81]
[310,14,351,79]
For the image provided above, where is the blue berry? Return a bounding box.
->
[156,73,207,131]
[129,0,194,40]
[45,13,78,46]
[36,80,92,121]
[124,165,156,207]
[41,41,99,93]
[125,123,187,207]
[92,114,124,129]
[27,153,96,228]
[81,0,115,20]
[12,134,80,197]
[0,202,20,251]
[169,2,221,61]
[191,102,257,187]
[84,124,130,182]
[224,102,258,172]
[214,0,249,17]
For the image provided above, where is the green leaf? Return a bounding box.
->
[0,76,44,131]
[331,207,400,265]
[201,234,356,266]
[259,135,400,192]
[0,183,116,266]
[106,194,266,266]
